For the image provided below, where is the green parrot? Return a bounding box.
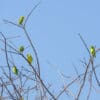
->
[90,46,96,57]
[18,16,24,25]
[12,66,18,75]
[19,46,24,53]
[27,54,33,64]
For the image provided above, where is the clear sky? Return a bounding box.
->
[0,0,100,100]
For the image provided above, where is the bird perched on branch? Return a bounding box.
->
[12,66,18,75]
[18,16,24,25]
[27,54,33,64]
[19,46,24,53]
[90,46,96,58]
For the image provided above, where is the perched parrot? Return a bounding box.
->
[18,16,24,25]
[90,46,96,57]
[12,66,18,75]
[27,54,33,64]
[19,46,24,53]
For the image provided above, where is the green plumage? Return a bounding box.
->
[12,66,18,75]
[90,46,96,57]
[27,54,33,64]
[19,46,24,53]
[18,16,24,25]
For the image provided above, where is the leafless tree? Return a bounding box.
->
[0,2,100,100]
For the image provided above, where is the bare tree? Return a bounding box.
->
[0,1,100,100]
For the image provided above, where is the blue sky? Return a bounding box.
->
[0,0,100,100]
